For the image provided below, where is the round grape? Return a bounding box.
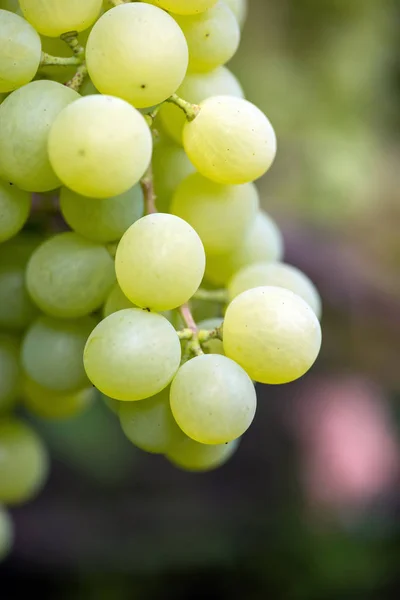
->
[167,434,239,472]
[19,0,102,37]
[23,378,94,420]
[0,179,30,243]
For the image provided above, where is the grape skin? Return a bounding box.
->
[223,286,322,385]
[147,0,218,15]
[224,0,247,28]
[152,138,195,211]
[0,334,21,415]
[48,95,153,199]
[84,309,182,402]
[19,0,103,37]
[0,179,30,242]
[170,354,256,444]
[167,436,239,472]
[86,3,189,108]
[23,378,95,420]
[184,95,277,185]
[103,283,136,319]
[0,9,41,93]
[115,213,206,311]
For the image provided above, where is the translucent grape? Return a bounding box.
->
[183,96,277,185]
[170,354,256,444]
[0,335,21,415]
[0,179,30,242]
[197,317,224,355]
[228,262,322,318]
[23,378,94,420]
[152,138,195,212]
[224,0,247,28]
[84,309,181,401]
[174,2,240,73]
[0,505,13,561]
[159,66,244,145]
[19,0,102,37]
[147,0,218,15]
[22,315,96,393]
[0,80,80,192]
[86,3,189,108]
[116,214,205,311]
[59,184,144,243]
[205,211,284,286]
[171,173,259,255]
[0,10,41,93]
[26,232,115,319]
[0,417,49,505]
[48,95,152,199]
[120,386,183,454]
[103,283,135,319]
[223,286,322,385]
[167,435,239,472]
[0,234,40,330]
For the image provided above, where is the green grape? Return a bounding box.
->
[228,262,322,319]
[224,0,247,28]
[0,505,13,561]
[0,335,21,415]
[0,417,49,505]
[84,309,181,401]
[159,66,244,145]
[0,80,80,192]
[0,93,6,103]
[0,0,20,12]
[116,214,205,311]
[103,283,135,319]
[102,394,120,415]
[0,180,30,242]
[59,184,144,243]
[86,3,189,108]
[167,435,238,472]
[171,173,259,255]
[48,95,152,199]
[170,354,256,444]
[152,138,195,212]
[205,211,284,286]
[0,233,41,331]
[197,317,224,354]
[22,315,96,393]
[184,96,277,185]
[120,386,183,454]
[0,10,41,93]
[79,78,99,96]
[19,0,103,37]
[23,377,94,420]
[174,2,240,73]
[223,286,322,385]
[26,232,115,319]
[147,0,218,15]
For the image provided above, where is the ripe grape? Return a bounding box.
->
[103,283,135,319]
[21,315,96,393]
[0,417,49,505]
[0,10,41,93]
[205,210,284,286]
[147,0,218,15]
[0,179,30,242]
[223,286,322,384]
[48,95,152,199]
[167,436,239,472]
[0,335,21,415]
[225,0,247,28]
[19,0,103,37]
[119,386,183,454]
[197,318,224,355]
[86,3,189,108]
[0,505,13,561]
[23,378,94,420]
[26,232,115,319]
[171,172,259,255]
[59,184,144,244]
[159,66,244,145]
[152,138,195,211]
[84,309,181,401]
[183,95,277,185]
[0,80,79,192]
[228,262,322,318]
[170,354,256,444]
[174,2,240,73]
[115,213,205,311]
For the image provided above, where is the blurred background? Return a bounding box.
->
[2,0,400,597]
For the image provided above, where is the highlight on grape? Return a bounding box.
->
[0,0,322,561]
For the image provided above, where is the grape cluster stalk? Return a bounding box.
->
[0,0,322,560]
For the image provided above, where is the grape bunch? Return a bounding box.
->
[0,0,322,559]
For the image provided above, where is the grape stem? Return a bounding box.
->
[40,52,82,67]
[166,94,201,122]
[66,63,88,92]
[198,327,223,343]
[179,303,203,356]
[193,288,228,303]
[140,165,157,215]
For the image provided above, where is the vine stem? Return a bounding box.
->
[140,164,157,215]
[40,52,81,67]
[166,94,200,121]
